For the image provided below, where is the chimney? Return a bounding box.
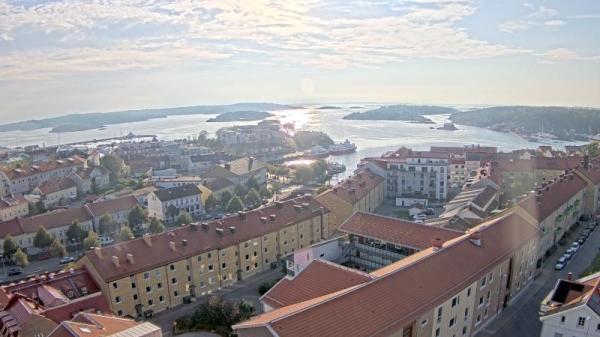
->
[169,241,176,251]
[182,239,188,246]
[260,216,268,223]
[248,157,254,171]
[94,247,102,258]
[229,226,236,233]
[143,234,152,247]
[201,222,209,231]
[126,253,135,264]
[269,214,276,221]
[469,231,482,247]
[238,211,246,219]
[112,256,120,268]
[275,201,283,209]
[431,238,444,250]
[294,204,303,212]
[216,228,224,236]
[567,272,573,280]
[224,163,231,171]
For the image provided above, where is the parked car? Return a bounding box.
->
[563,252,572,260]
[37,252,51,260]
[557,256,567,264]
[59,256,75,264]
[99,236,114,246]
[578,237,586,244]
[7,267,23,276]
[571,243,579,252]
[555,262,565,270]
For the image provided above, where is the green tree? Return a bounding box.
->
[33,227,54,250]
[245,188,261,206]
[128,205,147,231]
[176,212,193,226]
[148,217,165,234]
[205,194,218,211]
[98,214,116,235]
[100,154,125,182]
[220,190,233,205]
[83,231,101,250]
[245,176,260,191]
[66,221,87,243]
[3,234,18,257]
[259,185,272,198]
[311,160,328,178]
[118,226,134,242]
[35,199,46,214]
[234,184,248,198]
[294,166,315,183]
[49,239,66,258]
[586,143,600,157]
[13,248,28,267]
[226,196,244,213]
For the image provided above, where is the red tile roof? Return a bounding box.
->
[1,157,84,180]
[320,170,383,204]
[19,207,93,233]
[48,312,147,337]
[0,195,27,210]
[36,177,76,195]
[235,212,540,337]
[518,173,587,222]
[262,260,373,310]
[85,195,140,216]
[339,212,463,250]
[84,196,329,282]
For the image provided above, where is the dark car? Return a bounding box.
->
[37,252,51,260]
[7,268,23,276]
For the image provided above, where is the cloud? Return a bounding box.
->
[499,4,560,33]
[538,48,600,64]
[499,20,531,33]
[0,0,527,80]
[544,20,566,27]
[566,14,600,19]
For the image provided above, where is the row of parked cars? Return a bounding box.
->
[555,221,598,270]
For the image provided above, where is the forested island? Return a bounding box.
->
[450,106,600,140]
[317,106,342,110]
[0,103,297,133]
[342,104,459,122]
[206,111,272,122]
[292,131,334,150]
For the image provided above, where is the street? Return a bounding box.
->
[476,221,600,337]
[0,257,61,284]
[150,268,284,332]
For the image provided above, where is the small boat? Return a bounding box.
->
[328,139,357,155]
[304,146,330,158]
[327,162,346,174]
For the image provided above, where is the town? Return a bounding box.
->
[0,123,599,337]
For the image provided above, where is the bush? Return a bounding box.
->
[258,279,281,295]
[173,298,254,336]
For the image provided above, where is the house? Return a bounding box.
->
[0,195,29,221]
[32,177,77,208]
[234,211,539,337]
[79,196,330,318]
[147,184,204,223]
[48,313,162,337]
[203,157,267,186]
[151,176,212,204]
[0,268,110,337]
[539,272,600,337]
[85,195,141,229]
[0,157,85,197]
[204,177,235,201]
[315,170,385,235]
[69,166,111,194]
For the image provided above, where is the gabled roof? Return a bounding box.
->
[0,195,27,210]
[19,207,93,233]
[262,260,373,310]
[541,272,600,317]
[84,196,329,282]
[204,177,235,192]
[318,170,384,204]
[85,196,140,216]
[152,184,202,202]
[227,157,267,176]
[36,177,76,195]
[1,157,84,180]
[47,312,157,337]
[234,211,540,337]
[339,212,463,250]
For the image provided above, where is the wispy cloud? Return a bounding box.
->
[538,48,600,64]
[498,3,562,33]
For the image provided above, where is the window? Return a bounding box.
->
[208,264,214,271]
[148,299,153,306]
[222,262,227,269]
[170,264,175,271]
[159,296,165,302]
[452,296,460,307]
[207,253,212,258]
[197,256,202,262]
[115,296,121,303]
[157,282,162,289]
[489,272,493,282]
[146,286,151,293]
[577,316,586,328]
[559,315,565,324]
[143,272,149,279]
[421,319,428,326]
[449,316,456,328]
[117,310,123,316]
[435,328,440,337]
[172,277,177,284]
[481,277,486,288]
[467,287,471,297]
[464,308,469,320]
[479,296,484,306]
[462,326,467,335]
[131,282,136,289]
[133,294,138,300]
[174,291,179,297]
[112,282,118,289]
[553,333,563,337]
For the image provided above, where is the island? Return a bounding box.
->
[317,106,342,110]
[206,111,272,122]
[437,123,458,131]
[450,106,600,141]
[292,131,334,151]
[342,104,459,122]
[0,103,298,133]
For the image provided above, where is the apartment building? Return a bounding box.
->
[539,272,600,337]
[0,195,28,221]
[574,156,600,216]
[147,184,204,223]
[0,268,110,337]
[0,156,84,197]
[234,211,540,337]
[339,212,463,271]
[316,169,385,235]
[86,195,141,228]
[203,157,267,186]
[68,165,111,194]
[515,172,587,264]
[32,177,78,208]
[79,196,330,318]
[48,313,162,337]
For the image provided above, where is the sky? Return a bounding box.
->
[0,0,599,122]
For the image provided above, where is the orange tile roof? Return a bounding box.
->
[84,196,329,282]
[1,157,84,180]
[235,211,540,337]
[37,177,76,195]
[85,195,140,216]
[320,170,383,204]
[339,212,463,250]
[262,260,373,309]
[49,313,143,337]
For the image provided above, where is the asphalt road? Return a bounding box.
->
[476,222,600,337]
[0,257,62,284]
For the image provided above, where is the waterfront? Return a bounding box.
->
[0,104,582,178]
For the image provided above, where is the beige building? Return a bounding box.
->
[0,195,28,222]
[147,184,204,223]
[32,177,77,208]
[316,169,385,236]
[79,196,330,318]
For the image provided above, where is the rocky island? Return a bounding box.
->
[342,105,458,122]
[206,111,272,122]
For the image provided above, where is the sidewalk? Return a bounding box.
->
[476,222,600,337]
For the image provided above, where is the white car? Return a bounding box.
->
[555,262,565,271]
[571,243,580,252]
[100,236,115,246]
